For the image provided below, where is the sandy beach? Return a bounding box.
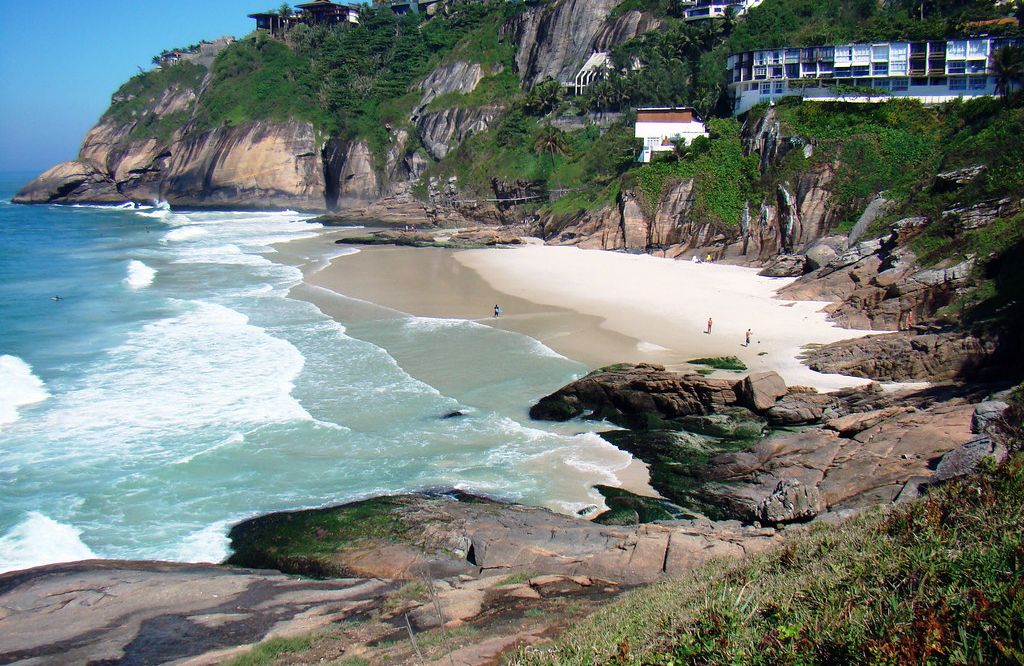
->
[308,241,878,391]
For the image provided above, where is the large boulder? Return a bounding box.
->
[803,235,847,271]
[932,436,1007,483]
[756,479,822,525]
[529,363,739,428]
[765,392,841,425]
[737,371,788,412]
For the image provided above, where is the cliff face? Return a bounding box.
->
[508,0,659,88]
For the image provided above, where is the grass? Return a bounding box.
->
[225,634,316,666]
[512,434,1024,665]
[688,356,748,371]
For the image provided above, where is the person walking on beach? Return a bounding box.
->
[705,253,713,263]
[494,304,502,318]
[745,328,752,346]
[706,317,713,334]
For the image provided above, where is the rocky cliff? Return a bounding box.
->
[508,0,660,88]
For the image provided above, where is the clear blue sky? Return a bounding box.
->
[0,1,264,173]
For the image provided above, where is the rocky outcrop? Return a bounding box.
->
[11,160,123,204]
[528,363,746,427]
[159,120,329,209]
[416,59,487,109]
[804,330,998,382]
[508,0,656,88]
[0,560,399,666]
[416,104,504,160]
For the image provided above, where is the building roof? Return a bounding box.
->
[635,107,704,123]
[296,0,354,10]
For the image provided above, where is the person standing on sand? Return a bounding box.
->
[706,317,713,334]
[705,253,712,263]
[494,304,502,318]
[745,328,752,346]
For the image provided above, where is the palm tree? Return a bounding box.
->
[990,45,1024,100]
[533,125,569,187]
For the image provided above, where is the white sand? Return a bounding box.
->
[456,244,880,391]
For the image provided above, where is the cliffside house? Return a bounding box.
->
[389,0,441,15]
[727,37,1022,115]
[683,0,763,22]
[249,1,358,37]
[634,107,709,163]
[296,0,360,25]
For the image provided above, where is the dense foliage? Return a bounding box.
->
[103,62,207,142]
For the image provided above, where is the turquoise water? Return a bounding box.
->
[0,173,633,572]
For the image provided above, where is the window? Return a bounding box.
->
[834,66,851,77]
[785,49,800,63]
[818,47,835,61]
[911,77,929,86]
[771,66,783,78]
[754,51,767,65]
[835,46,853,64]
[872,44,889,61]
[947,40,967,59]
[853,44,872,62]
[873,78,891,90]
[969,75,988,90]
[786,63,800,78]
[760,82,772,95]
[754,66,766,79]
[890,60,907,75]
[818,62,834,75]
[774,80,786,94]
[947,60,966,74]
[967,40,988,58]
[852,65,870,77]
[949,76,967,91]
[968,60,987,74]
[872,62,889,76]
[930,76,947,86]
[891,78,909,91]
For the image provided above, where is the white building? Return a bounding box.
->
[684,0,763,22]
[573,52,612,96]
[634,107,709,163]
[727,37,1021,115]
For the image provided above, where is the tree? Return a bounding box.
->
[525,79,564,116]
[990,45,1024,100]
[533,124,569,183]
[278,2,292,17]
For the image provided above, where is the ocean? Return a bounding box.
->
[0,172,633,573]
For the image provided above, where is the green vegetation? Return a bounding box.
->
[593,485,679,524]
[515,432,1024,664]
[226,634,316,666]
[224,497,410,578]
[103,61,207,141]
[688,355,748,371]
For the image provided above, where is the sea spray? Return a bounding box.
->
[0,355,49,427]
[0,513,96,572]
[124,259,157,288]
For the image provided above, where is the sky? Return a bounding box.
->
[0,1,263,173]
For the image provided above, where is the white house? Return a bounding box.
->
[726,37,1021,115]
[634,107,709,163]
[684,0,763,22]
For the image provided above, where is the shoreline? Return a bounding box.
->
[307,241,879,391]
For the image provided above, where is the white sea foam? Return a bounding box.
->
[25,300,313,459]
[162,226,209,242]
[166,519,235,564]
[0,513,96,573]
[637,341,670,353]
[135,200,172,218]
[124,260,156,289]
[0,355,49,427]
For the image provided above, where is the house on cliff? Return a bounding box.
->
[634,107,708,163]
[727,36,1022,115]
[249,0,359,37]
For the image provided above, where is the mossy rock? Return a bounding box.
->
[225,496,412,578]
[592,485,682,525]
